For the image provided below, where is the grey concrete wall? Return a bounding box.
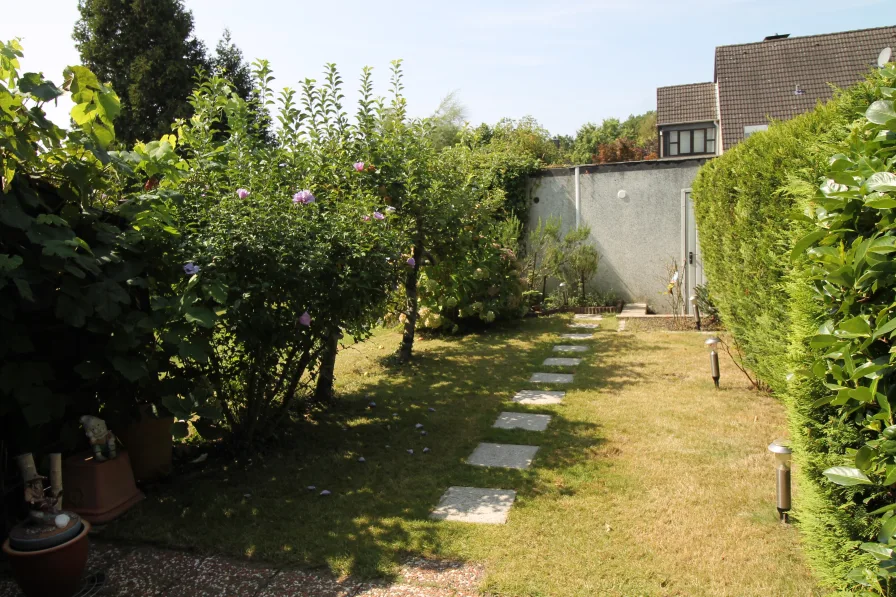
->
[527,158,706,312]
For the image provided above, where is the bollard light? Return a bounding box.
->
[768,440,793,523]
[705,337,721,388]
[689,295,702,331]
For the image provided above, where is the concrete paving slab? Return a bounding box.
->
[553,345,588,353]
[512,390,565,404]
[542,357,582,367]
[493,412,551,431]
[568,323,599,329]
[529,372,574,383]
[467,443,539,469]
[430,487,517,524]
[574,314,604,320]
[561,333,594,340]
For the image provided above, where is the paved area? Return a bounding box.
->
[466,443,539,470]
[512,390,565,405]
[560,333,593,340]
[430,487,517,524]
[542,357,582,367]
[0,541,484,597]
[552,345,588,352]
[492,412,551,432]
[529,372,573,383]
[568,323,599,329]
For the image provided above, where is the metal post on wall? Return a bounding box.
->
[574,165,581,229]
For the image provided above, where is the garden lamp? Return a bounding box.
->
[689,295,701,330]
[768,440,793,523]
[705,337,721,388]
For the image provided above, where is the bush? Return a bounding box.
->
[691,70,884,587]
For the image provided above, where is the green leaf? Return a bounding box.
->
[886,467,896,486]
[791,229,828,261]
[17,72,63,101]
[184,307,216,328]
[867,172,896,192]
[110,356,147,382]
[823,466,873,486]
[13,278,33,301]
[874,317,896,339]
[881,516,896,542]
[860,542,894,560]
[870,503,896,514]
[856,445,874,469]
[171,421,190,439]
[178,340,209,363]
[867,100,896,125]
[0,254,23,272]
[836,316,872,338]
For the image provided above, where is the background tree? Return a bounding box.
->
[211,29,273,144]
[430,90,467,150]
[73,0,209,145]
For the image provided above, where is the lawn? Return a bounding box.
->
[106,315,820,596]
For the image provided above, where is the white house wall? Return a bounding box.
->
[527,158,707,313]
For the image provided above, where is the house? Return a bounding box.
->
[529,26,895,313]
[657,26,896,158]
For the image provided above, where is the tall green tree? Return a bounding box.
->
[210,29,273,144]
[73,0,208,145]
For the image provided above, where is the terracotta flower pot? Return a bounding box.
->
[2,520,91,597]
[116,414,174,482]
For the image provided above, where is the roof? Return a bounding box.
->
[656,82,717,125]
[715,26,896,150]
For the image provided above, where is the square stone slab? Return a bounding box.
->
[542,357,582,367]
[569,323,599,329]
[430,487,517,524]
[493,412,551,431]
[574,314,603,320]
[529,372,574,383]
[553,345,588,353]
[512,389,565,404]
[467,443,539,469]
[561,333,594,340]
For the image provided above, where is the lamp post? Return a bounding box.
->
[689,295,702,330]
[768,440,793,523]
[705,337,721,388]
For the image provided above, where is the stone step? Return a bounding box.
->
[529,372,574,384]
[430,487,517,524]
[573,314,604,320]
[561,333,594,340]
[466,443,539,470]
[512,390,565,404]
[493,412,551,431]
[542,357,582,367]
[553,345,588,352]
[619,302,648,317]
[568,322,599,329]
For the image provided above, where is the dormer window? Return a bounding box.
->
[665,126,716,156]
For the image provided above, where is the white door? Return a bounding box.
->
[681,189,705,314]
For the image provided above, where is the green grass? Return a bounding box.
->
[107,316,820,596]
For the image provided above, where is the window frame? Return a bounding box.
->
[664,125,716,157]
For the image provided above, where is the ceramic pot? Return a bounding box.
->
[2,520,91,597]
[116,413,174,482]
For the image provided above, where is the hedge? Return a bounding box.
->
[691,75,882,588]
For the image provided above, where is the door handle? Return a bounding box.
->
[689,251,694,265]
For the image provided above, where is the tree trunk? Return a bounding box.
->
[398,243,422,363]
[313,327,340,403]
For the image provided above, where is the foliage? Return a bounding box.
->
[544,289,619,309]
[429,90,467,150]
[795,63,896,595]
[568,111,658,164]
[0,40,186,452]
[691,69,884,587]
[211,29,273,145]
[693,283,718,320]
[73,0,209,144]
[557,225,600,302]
[659,257,685,320]
[524,215,562,302]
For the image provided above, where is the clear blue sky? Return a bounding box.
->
[3,0,894,136]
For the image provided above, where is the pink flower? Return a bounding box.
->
[293,190,316,205]
[299,311,311,326]
[362,215,371,221]
[353,162,365,172]
[237,188,249,199]
[407,257,415,267]
[373,211,385,220]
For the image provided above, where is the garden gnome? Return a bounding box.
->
[80,415,118,461]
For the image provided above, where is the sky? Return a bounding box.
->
[3,0,894,136]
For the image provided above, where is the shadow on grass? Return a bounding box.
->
[103,315,674,581]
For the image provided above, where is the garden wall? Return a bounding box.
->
[527,158,707,312]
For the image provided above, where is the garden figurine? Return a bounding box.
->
[79,415,118,461]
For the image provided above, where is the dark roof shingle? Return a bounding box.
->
[715,26,896,150]
[656,82,717,125]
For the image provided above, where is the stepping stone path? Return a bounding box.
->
[430,317,587,525]
[573,314,603,320]
[553,345,588,352]
[618,319,627,331]
[529,372,574,383]
[467,443,539,469]
[430,487,517,524]
[512,389,565,404]
[543,357,582,367]
[493,412,552,431]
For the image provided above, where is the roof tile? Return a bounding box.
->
[657,82,717,125]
